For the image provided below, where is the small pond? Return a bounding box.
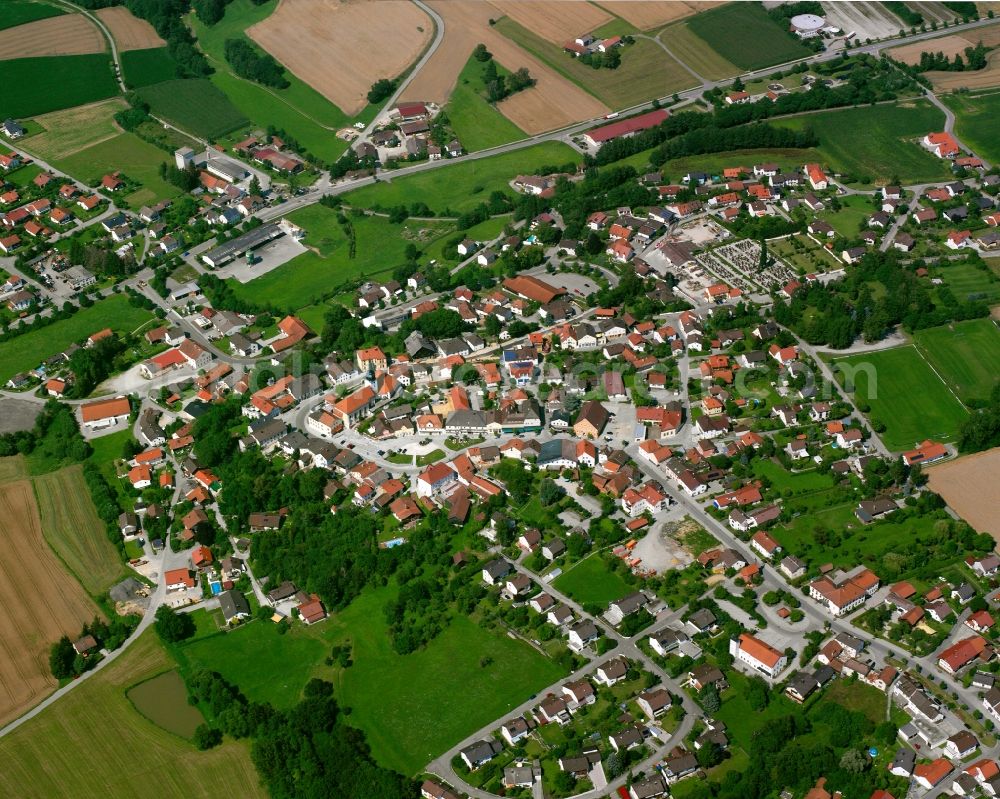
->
[127,670,204,738]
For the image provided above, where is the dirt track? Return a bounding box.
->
[402,0,607,133]
[595,0,723,30]
[489,1,612,43]
[0,14,104,59]
[248,0,433,116]
[928,448,1000,539]
[94,6,164,51]
[0,481,101,728]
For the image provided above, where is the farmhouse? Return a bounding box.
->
[923,132,961,159]
[902,440,948,466]
[80,396,131,430]
[584,109,669,148]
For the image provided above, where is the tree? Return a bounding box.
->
[539,478,565,506]
[154,606,195,643]
[473,43,492,62]
[367,78,397,104]
[193,724,223,750]
[745,676,770,710]
[699,683,721,713]
[49,635,76,679]
[840,748,869,774]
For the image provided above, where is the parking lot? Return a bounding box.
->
[214,235,308,283]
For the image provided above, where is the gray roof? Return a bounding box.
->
[218,589,250,622]
[202,223,283,266]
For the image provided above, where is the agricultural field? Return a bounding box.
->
[1,0,65,32]
[189,0,354,160]
[620,145,826,178]
[93,6,164,51]
[928,447,1000,539]
[341,140,580,214]
[55,132,181,207]
[0,54,118,118]
[33,465,123,596]
[328,587,567,775]
[914,318,1000,404]
[0,632,266,799]
[0,295,154,384]
[0,455,28,483]
[172,620,329,709]
[772,102,952,185]
[892,23,1000,90]
[944,91,1000,164]
[932,259,1000,305]
[19,98,126,162]
[445,54,526,151]
[403,0,608,134]
[686,3,812,71]
[137,79,248,140]
[495,17,697,108]
[831,345,969,450]
[597,0,724,30]
[490,1,613,43]
[247,0,432,116]
[228,211,452,311]
[0,479,102,728]
[0,13,104,59]
[121,47,179,89]
[927,50,1000,90]
[654,19,739,80]
[553,555,634,605]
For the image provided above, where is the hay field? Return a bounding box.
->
[489,1,612,43]
[404,1,607,133]
[927,447,1000,539]
[26,98,126,160]
[0,479,101,727]
[0,456,28,483]
[34,466,122,596]
[94,6,164,51]
[598,0,723,29]
[247,0,432,116]
[0,632,267,799]
[0,13,104,58]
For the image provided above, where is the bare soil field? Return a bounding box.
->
[488,1,612,43]
[823,1,904,41]
[909,1,962,24]
[597,1,723,30]
[0,480,101,728]
[27,98,126,160]
[94,6,164,51]
[403,0,607,133]
[247,0,433,116]
[927,447,1000,539]
[0,13,104,59]
[890,34,976,65]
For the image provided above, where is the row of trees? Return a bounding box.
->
[910,42,990,72]
[958,383,1000,452]
[224,38,289,88]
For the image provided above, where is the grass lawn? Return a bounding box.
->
[0,54,119,117]
[687,3,812,70]
[819,194,876,239]
[751,458,836,493]
[33,465,123,596]
[0,295,154,383]
[495,18,696,107]
[654,21,739,81]
[716,671,801,752]
[137,79,248,140]
[620,145,825,177]
[342,141,580,214]
[55,132,181,207]
[228,211,453,311]
[1,0,64,30]
[769,234,841,273]
[445,54,525,152]
[328,588,567,775]
[0,632,265,799]
[815,679,887,725]
[172,620,329,709]
[914,318,1000,404]
[121,48,182,90]
[553,554,633,605]
[944,91,1000,165]
[832,345,969,450]
[773,102,952,185]
[430,214,509,262]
